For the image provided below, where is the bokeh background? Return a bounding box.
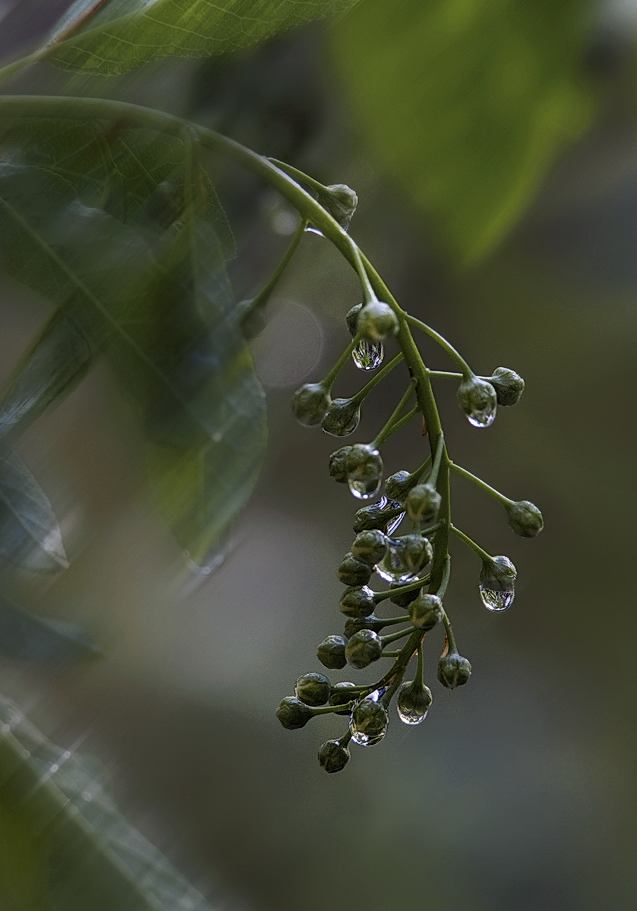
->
[1,0,637,909]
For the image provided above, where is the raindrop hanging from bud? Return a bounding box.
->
[457,375,497,428]
[352,339,384,371]
[396,680,433,725]
[346,444,383,500]
[322,398,361,436]
[292,382,331,426]
[349,696,389,746]
[479,555,517,612]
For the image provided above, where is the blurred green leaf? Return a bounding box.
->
[49,0,362,75]
[0,594,100,662]
[0,696,216,909]
[332,0,596,263]
[0,800,47,911]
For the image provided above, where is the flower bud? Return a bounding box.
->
[322,398,360,436]
[346,444,383,499]
[409,592,443,630]
[437,653,472,689]
[506,500,544,537]
[339,585,376,619]
[329,681,358,714]
[489,367,525,406]
[406,483,441,524]
[294,672,331,706]
[317,635,347,669]
[328,446,352,484]
[351,529,388,566]
[292,382,331,426]
[400,533,433,575]
[349,697,389,746]
[479,555,516,612]
[353,501,401,533]
[385,469,419,503]
[276,696,313,729]
[345,629,383,668]
[343,614,387,638]
[337,552,372,587]
[345,303,362,337]
[396,680,433,725]
[457,376,497,428]
[389,581,422,607]
[318,738,351,773]
[356,301,399,342]
[319,183,358,231]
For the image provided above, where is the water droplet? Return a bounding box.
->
[479,585,514,611]
[81,791,93,802]
[48,764,59,775]
[349,695,389,746]
[376,497,405,535]
[374,539,414,583]
[305,225,323,236]
[348,477,382,500]
[61,751,72,761]
[396,681,432,724]
[466,407,496,428]
[352,340,384,371]
[397,704,428,725]
[0,724,11,736]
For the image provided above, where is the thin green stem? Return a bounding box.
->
[428,369,463,379]
[450,525,491,563]
[323,338,358,388]
[451,462,513,506]
[381,627,416,647]
[372,379,417,447]
[406,314,473,378]
[428,433,445,489]
[381,405,419,440]
[350,353,404,406]
[267,159,328,198]
[416,643,424,686]
[373,575,429,603]
[241,218,307,322]
[437,555,452,599]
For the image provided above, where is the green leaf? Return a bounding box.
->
[49,0,362,75]
[0,594,100,662]
[0,696,216,909]
[332,0,596,263]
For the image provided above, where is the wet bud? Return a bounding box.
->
[328,446,353,483]
[457,375,497,428]
[489,367,525,406]
[337,552,372,586]
[317,635,347,669]
[318,738,351,773]
[437,653,472,689]
[409,591,443,630]
[295,672,331,706]
[344,614,387,638]
[322,398,360,436]
[400,533,434,575]
[385,470,417,503]
[329,681,358,714]
[293,382,331,427]
[319,183,358,231]
[356,301,399,343]
[353,501,400,533]
[349,697,389,746]
[339,585,376,619]
[345,629,383,668]
[276,696,313,729]
[406,483,441,524]
[351,529,388,566]
[479,555,516,612]
[346,444,383,500]
[346,303,363,337]
[506,500,544,537]
[389,580,423,607]
[396,680,433,725]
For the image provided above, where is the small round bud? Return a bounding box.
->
[389,581,422,607]
[318,738,351,773]
[343,613,385,638]
[319,183,358,231]
[294,672,331,706]
[409,592,443,630]
[437,653,472,689]
[329,681,358,714]
[506,500,544,537]
[351,529,389,566]
[339,585,376,619]
[406,483,441,524]
[317,635,347,669]
[457,375,497,428]
[346,303,362,337]
[384,469,418,504]
[349,697,389,746]
[346,444,383,500]
[276,696,313,729]
[329,446,353,484]
[322,398,360,437]
[345,629,383,668]
[356,301,399,342]
[292,382,331,426]
[400,533,433,575]
[353,501,401,533]
[337,552,372,587]
[396,680,433,725]
[489,367,525,406]
[479,555,516,612]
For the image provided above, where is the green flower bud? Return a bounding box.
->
[346,444,384,499]
[351,529,389,566]
[400,533,433,575]
[409,592,443,630]
[406,483,441,524]
[317,635,347,669]
[329,681,358,714]
[318,738,351,773]
[322,398,360,437]
[343,613,388,638]
[345,629,383,668]
[506,500,544,537]
[489,367,525,406]
[389,581,423,607]
[396,680,433,725]
[337,552,372,587]
[349,697,389,746]
[356,301,399,342]
[293,382,331,427]
[329,446,353,484]
[353,501,402,533]
[339,585,376,619]
[385,470,417,503]
[479,555,516,612]
[458,375,497,428]
[319,183,358,231]
[345,303,362,337]
[294,672,331,706]
[437,653,472,689]
[276,696,313,729]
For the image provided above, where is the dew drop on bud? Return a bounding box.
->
[348,477,382,500]
[349,695,388,746]
[479,585,515,612]
[466,407,497,429]
[396,681,432,725]
[352,340,384,371]
[374,539,414,583]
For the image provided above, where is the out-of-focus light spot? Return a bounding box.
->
[252,298,323,387]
